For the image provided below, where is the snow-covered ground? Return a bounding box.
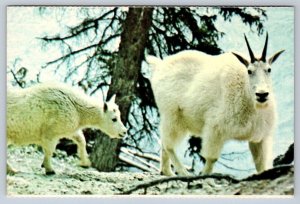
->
[7,146,293,196]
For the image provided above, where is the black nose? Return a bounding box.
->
[256,92,269,103]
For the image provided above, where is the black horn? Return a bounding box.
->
[260,32,268,62]
[244,34,256,63]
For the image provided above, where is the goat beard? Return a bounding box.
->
[255,101,269,109]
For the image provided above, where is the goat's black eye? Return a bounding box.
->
[112,118,117,122]
[267,68,271,73]
[248,70,253,75]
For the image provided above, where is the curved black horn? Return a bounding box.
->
[244,34,255,63]
[260,32,268,62]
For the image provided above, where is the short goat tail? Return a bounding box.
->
[145,55,162,69]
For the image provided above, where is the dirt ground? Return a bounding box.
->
[6,146,294,196]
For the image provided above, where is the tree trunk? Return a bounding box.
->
[90,7,153,172]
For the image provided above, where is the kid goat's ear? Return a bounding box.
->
[232,52,249,67]
[104,102,108,112]
[108,94,116,103]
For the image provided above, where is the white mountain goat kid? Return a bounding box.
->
[147,34,284,176]
[7,83,127,175]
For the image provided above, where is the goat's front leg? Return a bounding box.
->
[201,128,224,175]
[69,131,91,168]
[249,135,273,173]
[202,158,217,174]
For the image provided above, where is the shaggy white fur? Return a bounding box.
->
[7,83,127,174]
[147,36,284,176]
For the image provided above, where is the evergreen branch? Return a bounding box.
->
[42,43,99,68]
[118,173,239,195]
[118,165,293,195]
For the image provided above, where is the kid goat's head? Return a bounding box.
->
[232,33,285,108]
[100,94,127,139]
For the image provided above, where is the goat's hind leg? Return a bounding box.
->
[161,147,175,176]
[7,162,17,175]
[165,146,190,176]
[161,125,190,176]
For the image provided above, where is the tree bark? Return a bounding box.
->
[90,7,153,171]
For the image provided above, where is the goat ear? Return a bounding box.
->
[107,94,116,103]
[268,50,285,65]
[232,52,249,67]
[104,102,108,112]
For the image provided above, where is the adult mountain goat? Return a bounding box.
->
[7,83,127,175]
[147,34,284,176]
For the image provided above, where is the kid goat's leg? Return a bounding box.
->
[7,162,17,174]
[41,141,57,175]
[70,131,91,167]
[249,135,273,173]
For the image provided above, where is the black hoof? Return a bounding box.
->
[45,171,56,175]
